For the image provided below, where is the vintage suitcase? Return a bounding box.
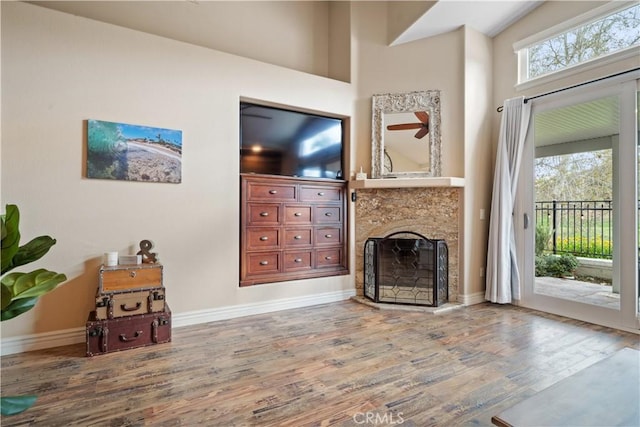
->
[99,263,163,294]
[86,306,171,356]
[94,288,166,320]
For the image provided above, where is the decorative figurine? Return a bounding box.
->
[137,239,158,263]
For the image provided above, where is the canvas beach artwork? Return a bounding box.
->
[87,119,182,183]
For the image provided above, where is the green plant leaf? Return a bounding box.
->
[1,216,6,241]
[0,283,12,311]
[0,395,37,416]
[1,297,38,321]
[1,205,21,275]
[1,272,20,292]
[12,236,57,270]
[3,269,67,300]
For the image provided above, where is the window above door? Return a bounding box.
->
[514,2,639,89]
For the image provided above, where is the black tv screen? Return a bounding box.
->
[240,102,344,180]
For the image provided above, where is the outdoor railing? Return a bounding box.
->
[535,200,618,259]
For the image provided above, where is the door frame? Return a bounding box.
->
[516,73,639,332]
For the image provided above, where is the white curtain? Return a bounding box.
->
[485,97,532,304]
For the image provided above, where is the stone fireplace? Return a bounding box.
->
[364,231,448,306]
[352,179,462,303]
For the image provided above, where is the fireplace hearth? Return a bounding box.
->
[364,231,448,307]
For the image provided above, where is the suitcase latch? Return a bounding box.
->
[96,297,109,308]
[88,326,103,337]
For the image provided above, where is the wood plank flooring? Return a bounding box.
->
[1,301,638,426]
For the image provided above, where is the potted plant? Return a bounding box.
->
[1,204,67,416]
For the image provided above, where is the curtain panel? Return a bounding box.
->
[485,97,531,303]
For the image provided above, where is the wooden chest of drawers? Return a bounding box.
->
[240,174,348,286]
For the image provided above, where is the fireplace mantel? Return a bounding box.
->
[350,177,464,189]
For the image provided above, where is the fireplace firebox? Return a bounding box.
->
[364,231,448,307]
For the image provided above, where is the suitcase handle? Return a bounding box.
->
[120,302,142,312]
[119,331,143,342]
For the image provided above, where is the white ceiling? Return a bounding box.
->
[392,0,544,45]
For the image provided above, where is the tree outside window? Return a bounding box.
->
[526,4,639,80]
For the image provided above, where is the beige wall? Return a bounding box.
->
[329,2,352,82]
[351,2,464,179]
[1,2,354,339]
[463,27,493,298]
[30,1,332,78]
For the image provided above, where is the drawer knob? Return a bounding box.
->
[268,190,278,194]
[294,258,303,263]
[294,212,302,217]
[260,212,269,217]
[325,212,333,217]
[325,256,332,260]
[259,261,269,266]
[259,236,269,241]
[129,271,137,278]
[325,234,332,238]
[294,235,302,240]
[317,192,325,196]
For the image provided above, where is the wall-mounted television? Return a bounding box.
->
[240,102,344,180]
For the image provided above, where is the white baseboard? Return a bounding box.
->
[0,326,86,356]
[173,289,355,328]
[0,289,356,356]
[457,291,486,306]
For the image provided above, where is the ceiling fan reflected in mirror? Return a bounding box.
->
[386,111,429,139]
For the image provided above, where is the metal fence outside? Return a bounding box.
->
[535,200,617,259]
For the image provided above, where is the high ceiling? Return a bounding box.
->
[391,0,543,45]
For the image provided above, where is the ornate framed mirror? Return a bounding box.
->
[371,90,441,178]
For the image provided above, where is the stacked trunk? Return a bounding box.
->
[86,263,171,356]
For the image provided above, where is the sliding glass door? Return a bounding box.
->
[518,77,638,331]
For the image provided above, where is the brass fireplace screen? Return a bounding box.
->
[364,231,448,307]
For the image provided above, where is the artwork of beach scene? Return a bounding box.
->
[87,119,182,183]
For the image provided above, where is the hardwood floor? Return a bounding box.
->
[1,301,638,426]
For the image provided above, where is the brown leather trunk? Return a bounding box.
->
[94,288,166,320]
[85,306,171,356]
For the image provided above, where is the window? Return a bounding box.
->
[515,2,640,85]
